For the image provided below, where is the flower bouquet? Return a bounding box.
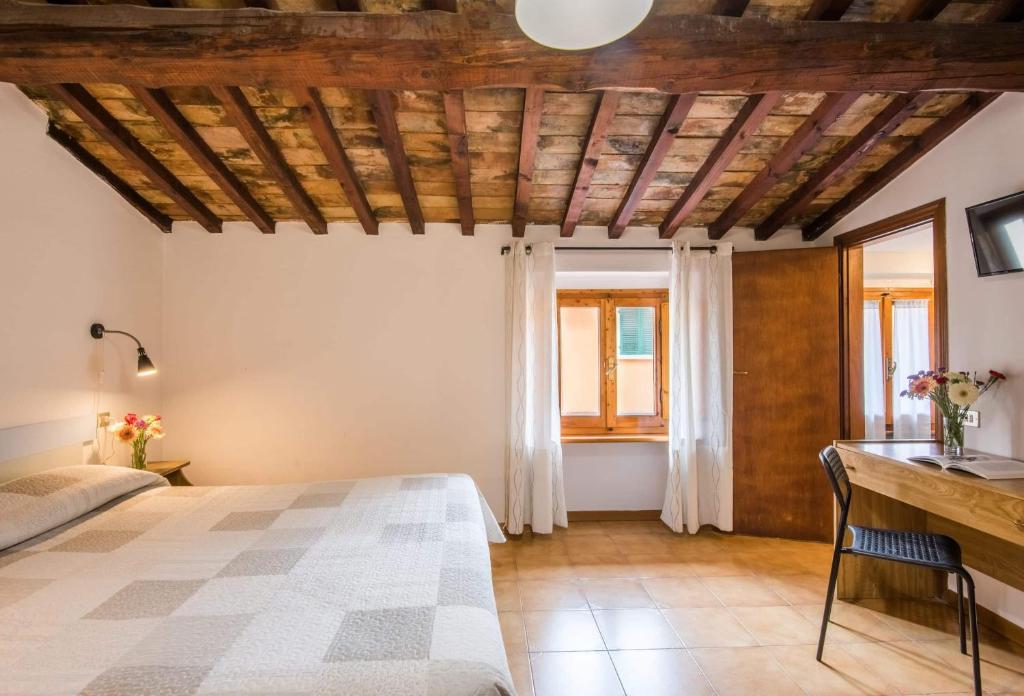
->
[901,370,1006,455]
[110,413,166,470]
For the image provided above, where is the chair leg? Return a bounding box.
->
[956,574,966,655]
[817,546,843,661]
[960,571,982,696]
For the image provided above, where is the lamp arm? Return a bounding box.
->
[90,323,143,351]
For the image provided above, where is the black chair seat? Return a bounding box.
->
[848,526,962,569]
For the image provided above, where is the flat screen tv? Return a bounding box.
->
[966,191,1024,277]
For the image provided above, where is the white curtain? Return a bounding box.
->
[504,241,567,535]
[892,299,932,439]
[662,242,733,534]
[863,300,887,439]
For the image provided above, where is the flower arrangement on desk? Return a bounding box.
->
[109,413,165,470]
[901,370,1006,456]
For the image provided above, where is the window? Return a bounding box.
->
[557,290,668,438]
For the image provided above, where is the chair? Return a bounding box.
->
[817,445,981,696]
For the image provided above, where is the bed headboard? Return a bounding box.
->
[0,415,95,484]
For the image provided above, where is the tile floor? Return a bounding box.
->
[490,521,1024,696]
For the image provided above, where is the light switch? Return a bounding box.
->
[964,410,980,428]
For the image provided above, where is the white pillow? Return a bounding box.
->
[0,465,168,551]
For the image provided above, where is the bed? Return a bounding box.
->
[0,465,514,695]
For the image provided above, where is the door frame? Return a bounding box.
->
[835,199,949,440]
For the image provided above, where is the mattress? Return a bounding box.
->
[0,473,514,695]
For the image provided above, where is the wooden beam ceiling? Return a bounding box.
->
[659,92,782,239]
[512,88,543,239]
[367,90,424,234]
[894,0,953,21]
[561,91,621,238]
[442,91,474,236]
[211,85,328,234]
[49,83,222,233]
[130,87,276,235]
[1,6,1023,92]
[293,86,378,235]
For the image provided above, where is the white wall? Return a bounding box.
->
[827,92,1024,627]
[0,83,163,469]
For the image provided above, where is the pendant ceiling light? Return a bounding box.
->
[515,0,654,51]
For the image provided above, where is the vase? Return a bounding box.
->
[131,441,148,470]
[943,415,965,457]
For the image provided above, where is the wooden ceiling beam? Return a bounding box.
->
[442,91,474,236]
[802,93,999,240]
[707,92,859,240]
[46,121,173,233]
[609,94,697,239]
[803,0,855,19]
[211,85,327,235]
[367,90,424,234]
[2,7,1023,93]
[894,0,953,20]
[561,91,621,238]
[982,0,1024,21]
[50,83,221,233]
[659,92,782,239]
[715,0,752,16]
[754,92,930,240]
[293,86,378,235]
[512,88,544,238]
[131,86,276,235]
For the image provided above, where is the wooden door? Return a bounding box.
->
[733,247,841,542]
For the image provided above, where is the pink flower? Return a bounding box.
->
[990,370,1007,381]
[907,375,938,398]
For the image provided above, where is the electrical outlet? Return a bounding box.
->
[965,410,981,428]
[96,412,111,429]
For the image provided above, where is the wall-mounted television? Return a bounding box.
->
[966,191,1024,277]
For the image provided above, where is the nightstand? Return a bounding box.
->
[146,460,192,486]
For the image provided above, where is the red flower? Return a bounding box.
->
[935,376,948,384]
[990,370,1007,380]
[124,413,139,426]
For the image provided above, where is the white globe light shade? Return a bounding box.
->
[515,0,655,51]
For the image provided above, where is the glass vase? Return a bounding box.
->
[943,415,965,457]
[131,442,148,470]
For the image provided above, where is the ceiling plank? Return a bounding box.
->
[293,86,378,235]
[609,94,698,239]
[2,8,1023,93]
[512,87,544,239]
[707,92,859,239]
[367,89,424,234]
[442,90,474,236]
[211,85,327,235]
[46,121,173,233]
[803,0,855,19]
[561,91,621,238]
[802,94,999,241]
[715,0,751,16]
[893,0,952,20]
[754,93,930,241]
[982,0,1024,21]
[659,92,782,239]
[131,86,275,235]
[50,83,221,233]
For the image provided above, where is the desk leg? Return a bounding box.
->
[836,486,945,600]
[165,470,193,487]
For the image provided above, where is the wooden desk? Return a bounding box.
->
[835,441,1024,639]
[146,460,192,487]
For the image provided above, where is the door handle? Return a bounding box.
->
[734,371,749,376]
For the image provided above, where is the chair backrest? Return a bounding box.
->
[819,445,852,516]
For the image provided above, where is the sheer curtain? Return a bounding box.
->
[504,241,567,535]
[662,242,733,534]
[863,300,886,439]
[892,299,932,439]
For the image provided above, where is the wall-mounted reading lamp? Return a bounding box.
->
[90,323,157,377]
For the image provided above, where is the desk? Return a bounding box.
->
[835,441,1024,639]
[146,460,192,486]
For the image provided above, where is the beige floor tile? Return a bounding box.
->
[609,534,677,555]
[562,522,610,537]
[593,609,682,650]
[523,610,606,652]
[530,651,624,696]
[700,575,789,606]
[730,605,822,646]
[491,557,517,581]
[662,607,758,648]
[684,558,754,577]
[563,536,621,556]
[861,599,962,642]
[842,640,974,694]
[744,550,824,576]
[518,580,589,611]
[516,556,577,581]
[763,573,829,604]
[642,577,722,608]
[506,648,534,696]
[793,602,907,644]
[570,555,637,579]
[493,580,521,612]
[918,637,1024,693]
[625,554,695,578]
[691,646,805,695]
[499,611,528,653]
[609,648,715,696]
[769,644,900,695]
[581,579,655,609]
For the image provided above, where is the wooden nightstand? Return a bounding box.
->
[146,460,192,486]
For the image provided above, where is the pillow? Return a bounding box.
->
[0,465,168,551]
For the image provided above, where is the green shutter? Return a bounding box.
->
[617,307,654,357]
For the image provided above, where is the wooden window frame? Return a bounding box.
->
[557,289,669,439]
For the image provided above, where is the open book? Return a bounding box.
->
[908,454,1024,480]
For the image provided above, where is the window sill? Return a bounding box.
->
[561,434,669,444]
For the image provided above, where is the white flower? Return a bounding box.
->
[949,382,980,407]
[944,371,968,383]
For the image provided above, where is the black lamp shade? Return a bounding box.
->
[137,349,157,377]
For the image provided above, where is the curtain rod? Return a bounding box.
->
[500,245,717,256]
